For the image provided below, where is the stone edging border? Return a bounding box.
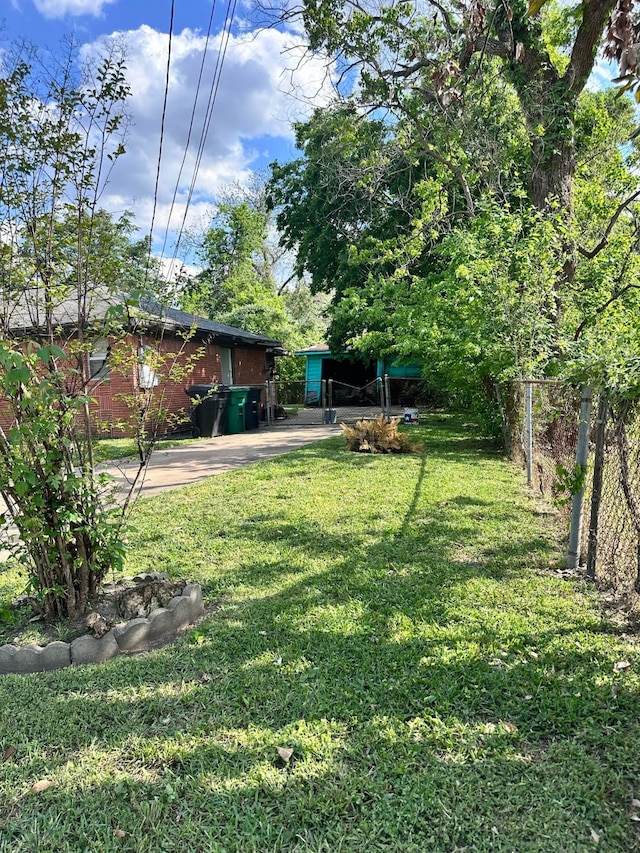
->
[0,584,204,675]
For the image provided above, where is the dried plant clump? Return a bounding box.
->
[341,415,423,454]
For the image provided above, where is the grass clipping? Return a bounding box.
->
[341,415,423,454]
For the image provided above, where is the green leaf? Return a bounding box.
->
[49,345,67,360]
[14,480,29,498]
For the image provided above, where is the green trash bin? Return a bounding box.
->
[226,387,249,434]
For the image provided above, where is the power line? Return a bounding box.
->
[159,0,218,265]
[165,0,238,282]
[146,0,175,279]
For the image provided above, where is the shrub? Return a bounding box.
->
[341,415,423,454]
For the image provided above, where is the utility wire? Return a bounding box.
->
[146,0,175,279]
[165,0,238,282]
[159,0,218,265]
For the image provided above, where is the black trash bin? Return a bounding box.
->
[244,387,263,431]
[185,385,230,438]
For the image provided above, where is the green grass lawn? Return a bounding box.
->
[1,414,639,852]
[92,436,197,465]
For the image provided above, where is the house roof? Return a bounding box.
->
[295,343,331,356]
[2,290,285,354]
[137,299,286,353]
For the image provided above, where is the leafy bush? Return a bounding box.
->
[341,415,423,454]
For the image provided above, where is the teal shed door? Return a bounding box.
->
[305,354,324,403]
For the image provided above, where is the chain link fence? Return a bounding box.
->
[506,380,581,497]
[588,401,640,598]
[266,375,440,426]
[265,380,327,425]
[510,380,640,613]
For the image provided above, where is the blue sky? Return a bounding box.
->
[2,0,334,267]
[2,0,619,273]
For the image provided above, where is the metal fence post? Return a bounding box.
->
[328,379,333,413]
[265,380,272,426]
[525,380,533,487]
[586,395,608,580]
[384,374,391,417]
[568,386,593,570]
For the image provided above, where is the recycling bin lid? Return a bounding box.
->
[185,384,230,398]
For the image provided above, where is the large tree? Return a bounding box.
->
[267,0,640,426]
[285,0,619,213]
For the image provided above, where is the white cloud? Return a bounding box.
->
[82,24,334,261]
[587,55,617,92]
[33,0,117,19]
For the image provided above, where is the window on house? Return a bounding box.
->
[138,345,159,390]
[220,347,233,385]
[88,338,110,381]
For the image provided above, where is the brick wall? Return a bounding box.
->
[95,336,272,437]
[0,334,274,439]
[234,347,270,386]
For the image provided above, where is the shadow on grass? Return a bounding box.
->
[1,717,636,853]
[1,416,639,852]
[2,621,639,851]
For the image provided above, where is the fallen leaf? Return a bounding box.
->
[590,828,601,843]
[614,660,631,672]
[524,694,533,701]
[30,779,55,794]
[491,826,499,836]
[276,746,293,762]
[631,798,640,808]
[2,746,16,762]
[631,815,640,823]
[529,651,539,659]
[113,829,127,838]
[502,722,518,734]
[275,656,282,666]
[258,631,267,636]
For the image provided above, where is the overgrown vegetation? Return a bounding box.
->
[267,0,640,436]
[0,43,134,621]
[0,418,639,851]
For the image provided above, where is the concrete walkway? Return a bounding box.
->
[109,424,342,499]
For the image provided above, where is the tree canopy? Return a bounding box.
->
[266,0,640,426]
[180,181,328,380]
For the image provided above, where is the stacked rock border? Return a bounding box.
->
[0,583,204,675]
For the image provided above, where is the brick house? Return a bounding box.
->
[1,296,285,437]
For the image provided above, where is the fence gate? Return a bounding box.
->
[265,379,329,426]
[326,378,385,424]
[265,377,393,426]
